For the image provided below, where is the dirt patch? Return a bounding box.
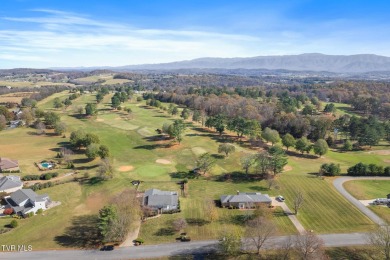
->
[118,165,134,172]
[283,165,293,172]
[367,150,390,155]
[96,118,104,122]
[156,159,172,164]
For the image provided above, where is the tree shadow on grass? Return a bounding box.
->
[170,171,197,179]
[79,176,104,186]
[230,214,253,226]
[214,172,264,183]
[155,227,175,236]
[133,144,168,150]
[211,154,225,159]
[249,186,268,192]
[54,215,102,248]
[186,218,210,226]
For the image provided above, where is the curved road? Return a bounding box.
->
[1,176,389,259]
[333,176,390,226]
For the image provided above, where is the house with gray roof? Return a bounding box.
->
[220,191,272,209]
[0,158,19,172]
[142,189,179,212]
[0,175,23,193]
[4,189,50,216]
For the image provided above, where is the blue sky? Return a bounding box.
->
[0,0,389,68]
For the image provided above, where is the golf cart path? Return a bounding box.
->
[333,176,390,226]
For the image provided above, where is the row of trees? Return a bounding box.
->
[347,163,390,176]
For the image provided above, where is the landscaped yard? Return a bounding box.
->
[0,91,386,248]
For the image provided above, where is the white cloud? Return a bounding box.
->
[0,9,389,68]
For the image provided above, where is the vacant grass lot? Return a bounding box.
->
[344,180,390,200]
[0,92,384,248]
[344,180,390,224]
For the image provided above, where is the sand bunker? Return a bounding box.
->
[118,165,134,172]
[156,159,172,164]
[283,165,293,172]
[137,127,153,137]
[192,147,207,155]
[96,118,104,122]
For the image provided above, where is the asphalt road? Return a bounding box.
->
[0,233,369,260]
[333,176,390,226]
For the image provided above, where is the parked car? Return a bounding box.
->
[276,195,285,202]
[373,198,389,205]
[100,245,114,251]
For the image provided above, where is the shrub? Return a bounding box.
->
[134,238,144,244]
[22,175,40,181]
[136,97,143,102]
[10,220,18,228]
[37,209,43,215]
[3,208,14,215]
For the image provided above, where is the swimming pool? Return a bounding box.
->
[41,162,53,168]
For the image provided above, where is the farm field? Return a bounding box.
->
[0,92,386,248]
[76,74,131,85]
[0,80,74,88]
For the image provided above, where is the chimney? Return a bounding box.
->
[236,190,240,195]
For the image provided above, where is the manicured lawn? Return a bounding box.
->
[279,174,374,233]
[344,180,390,200]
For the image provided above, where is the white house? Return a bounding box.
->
[0,175,23,193]
[4,189,51,216]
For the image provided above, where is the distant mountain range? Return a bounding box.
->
[117,53,390,73]
[49,53,390,73]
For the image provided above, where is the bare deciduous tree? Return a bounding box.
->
[245,216,276,255]
[104,189,141,243]
[172,218,187,232]
[97,158,114,180]
[294,231,325,260]
[266,175,276,190]
[367,225,390,260]
[35,121,46,135]
[293,190,304,215]
[279,236,294,260]
[205,199,219,222]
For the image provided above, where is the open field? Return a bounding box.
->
[0,80,75,88]
[76,74,130,85]
[0,92,386,248]
[0,92,35,103]
[344,180,390,200]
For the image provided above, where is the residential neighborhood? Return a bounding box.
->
[1,1,390,259]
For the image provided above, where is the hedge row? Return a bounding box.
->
[347,163,390,176]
